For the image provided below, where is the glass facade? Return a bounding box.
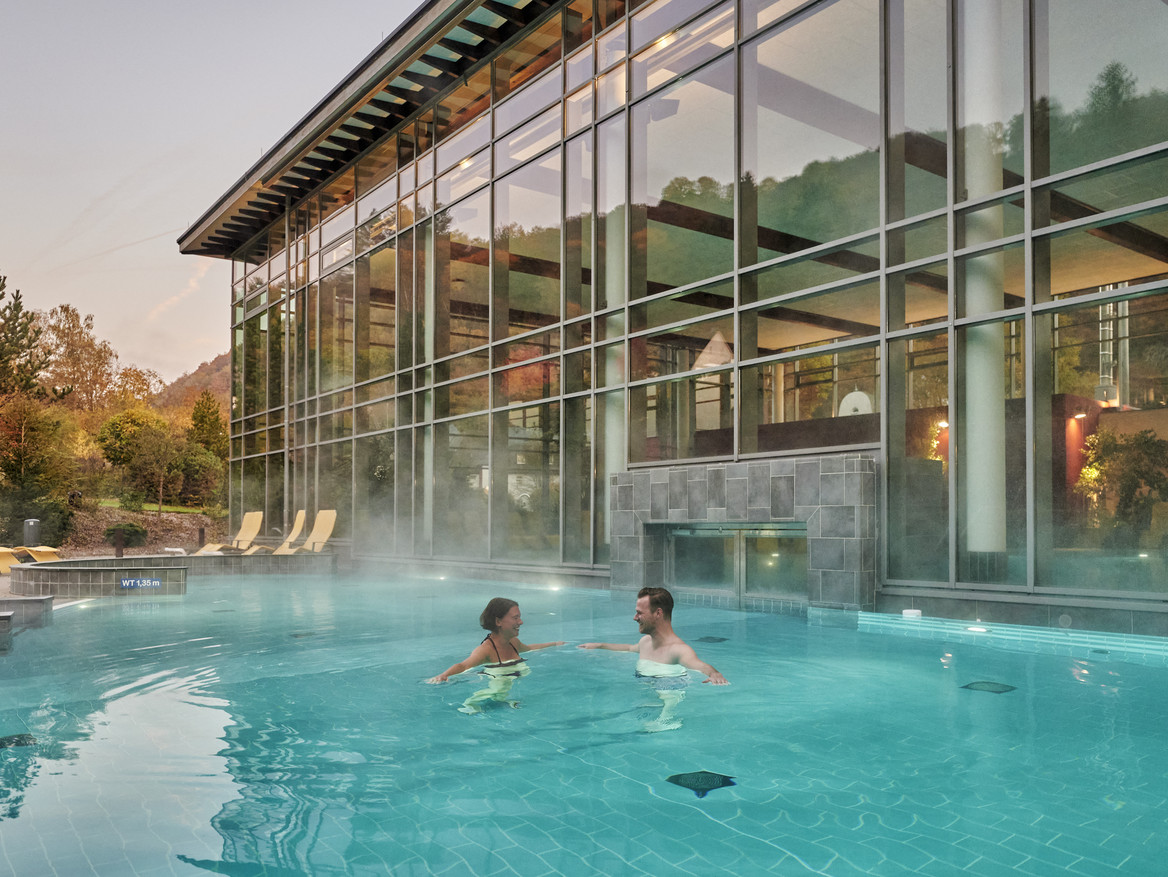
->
[208,0,1168,611]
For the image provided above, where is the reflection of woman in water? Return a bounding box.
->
[426,598,564,714]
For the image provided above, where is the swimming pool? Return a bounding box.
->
[2,576,1166,875]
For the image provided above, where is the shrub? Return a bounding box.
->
[103,522,148,548]
[118,490,145,512]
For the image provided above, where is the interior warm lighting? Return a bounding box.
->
[1073,412,1087,419]
[938,420,949,429]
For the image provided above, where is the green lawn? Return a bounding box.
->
[97,499,211,515]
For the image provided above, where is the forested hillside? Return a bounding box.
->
[0,273,230,546]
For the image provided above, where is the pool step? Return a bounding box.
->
[0,596,53,628]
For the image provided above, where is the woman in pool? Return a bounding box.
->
[426,597,564,713]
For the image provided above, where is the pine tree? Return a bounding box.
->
[0,275,51,397]
[187,390,229,460]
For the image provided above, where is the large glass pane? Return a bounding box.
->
[887,331,949,581]
[956,319,1026,585]
[742,280,879,357]
[267,300,284,411]
[433,416,489,559]
[564,395,592,563]
[492,403,561,561]
[630,279,733,333]
[495,105,562,176]
[493,151,562,339]
[631,369,733,462]
[316,440,352,542]
[414,425,432,556]
[740,0,802,37]
[1037,293,1168,592]
[595,389,625,563]
[742,237,880,306]
[955,0,1025,202]
[356,136,397,198]
[631,55,734,298]
[888,260,949,331]
[354,433,395,556]
[1035,153,1168,232]
[436,148,490,207]
[739,346,879,454]
[565,0,595,54]
[565,133,593,320]
[494,16,562,102]
[745,532,808,598]
[436,115,490,176]
[354,242,396,384]
[242,456,265,523]
[243,311,267,417]
[630,314,735,381]
[416,219,433,366]
[232,325,243,420]
[394,429,413,554]
[397,230,414,371]
[433,189,490,358]
[886,0,948,221]
[596,114,627,310]
[671,531,733,589]
[1034,0,1168,178]
[319,264,354,393]
[632,0,720,51]
[436,67,491,144]
[1036,205,1168,304]
[741,0,880,267]
[630,3,733,99]
[957,242,1025,317]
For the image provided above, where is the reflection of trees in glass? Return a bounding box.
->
[1053,297,1168,408]
[354,433,394,552]
[1075,428,1168,547]
[1036,61,1168,173]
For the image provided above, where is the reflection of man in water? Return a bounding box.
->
[579,587,728,731]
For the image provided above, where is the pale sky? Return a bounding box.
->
[0,0,414,382]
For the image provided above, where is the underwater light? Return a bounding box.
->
[966,625,989,633]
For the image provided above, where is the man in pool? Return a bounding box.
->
[426,597,564,714]
[578,587,728,730]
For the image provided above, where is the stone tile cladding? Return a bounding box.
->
[610,454,876,611]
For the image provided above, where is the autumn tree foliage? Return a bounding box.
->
[0,269,229,537]
[0,394,75,544]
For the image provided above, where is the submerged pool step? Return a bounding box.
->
[857,611,1168,667]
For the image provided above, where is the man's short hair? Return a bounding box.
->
[637,587,673,620]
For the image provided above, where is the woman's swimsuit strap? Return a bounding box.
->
[482,634,524,668]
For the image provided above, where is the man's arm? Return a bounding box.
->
[676,644,729,684]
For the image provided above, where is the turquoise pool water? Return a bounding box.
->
[2,576,1167,875]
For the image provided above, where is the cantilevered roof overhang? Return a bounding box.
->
[179,0,558,260]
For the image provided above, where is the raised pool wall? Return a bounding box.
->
[9,553,337,599]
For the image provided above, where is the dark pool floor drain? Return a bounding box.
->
[962,681,1017,694]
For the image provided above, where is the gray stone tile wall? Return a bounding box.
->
[611,454,877,611]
